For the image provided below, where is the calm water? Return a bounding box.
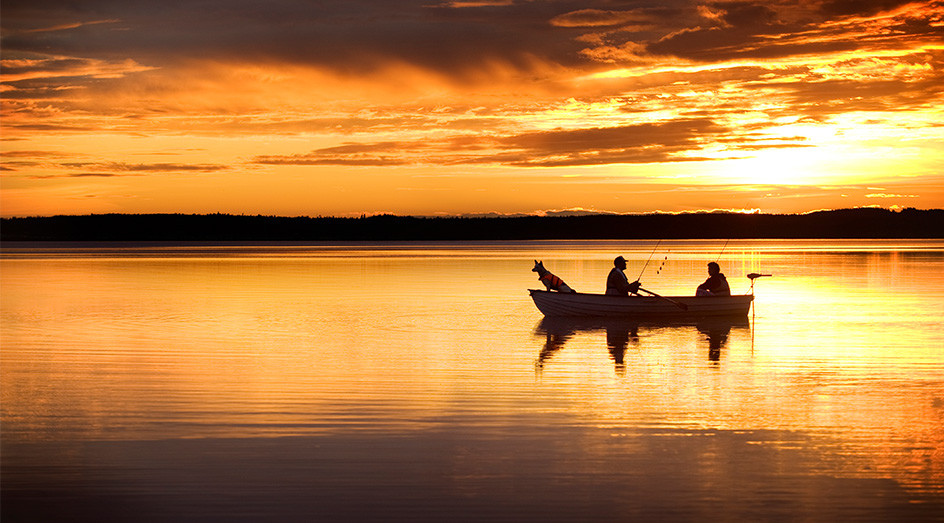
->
[2,240,943,522]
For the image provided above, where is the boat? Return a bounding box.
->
[529,289,753,318]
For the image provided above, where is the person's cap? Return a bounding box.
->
[615,256,626,263]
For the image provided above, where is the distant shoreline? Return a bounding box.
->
[1,208,942,241]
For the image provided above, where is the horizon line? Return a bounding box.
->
[3,206,939,221]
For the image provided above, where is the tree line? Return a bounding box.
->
[1,208,941,241]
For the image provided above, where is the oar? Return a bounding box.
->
[637,286,688,311]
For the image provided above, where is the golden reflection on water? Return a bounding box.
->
[2,240,943,510]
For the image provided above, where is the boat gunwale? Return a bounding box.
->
[527,289,754,300]
[528,288,754,318]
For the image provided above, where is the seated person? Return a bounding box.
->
[696,262,731,296]
[606,256,641,296]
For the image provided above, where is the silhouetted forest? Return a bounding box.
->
[1,208,941,241]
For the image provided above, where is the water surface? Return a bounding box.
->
[2,240,942,521]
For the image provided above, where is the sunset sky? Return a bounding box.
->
[2,0,942,217]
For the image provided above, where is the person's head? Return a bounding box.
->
[707,261,720,276]
[614,256,627,269]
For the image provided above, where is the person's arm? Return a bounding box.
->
[617,272,639,294]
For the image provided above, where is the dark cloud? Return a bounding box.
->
[819,0,916,16]
[714,2,779,27]
[251,118,815,168]
[2,75,104,102]
[1,57,91,76]
[495,118,722,166]
[0,150,81,159]
[60,162,228,173]
[0,122,100,132]
[14,161,232,177]
[304,142,403,156]
[1,0,589,79]
[4,0,941,92]
[645,0,944,61]
[255,157,412,167]
[737,53,944,118]
[23,172,116,179]
[550,9,651,28]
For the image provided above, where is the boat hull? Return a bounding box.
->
[529,289,753,318]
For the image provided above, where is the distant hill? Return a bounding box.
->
[1,208,941,241]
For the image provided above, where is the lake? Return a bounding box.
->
[2,240,942,521]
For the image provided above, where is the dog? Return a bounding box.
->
[532,260,576,293]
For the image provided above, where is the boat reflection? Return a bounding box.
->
[534,316,750,372]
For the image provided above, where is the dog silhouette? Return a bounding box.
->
[532,260,576,293]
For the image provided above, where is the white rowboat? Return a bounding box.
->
[529,289,753,318]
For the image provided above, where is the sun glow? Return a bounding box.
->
[713,151,833,186]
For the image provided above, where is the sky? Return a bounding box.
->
[2,0,942,217]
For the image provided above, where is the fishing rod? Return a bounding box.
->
[715,238,730,263]
[633,242,684,310]
[636,239,661,281]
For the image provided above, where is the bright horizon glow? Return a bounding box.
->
[2,1,942,217]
